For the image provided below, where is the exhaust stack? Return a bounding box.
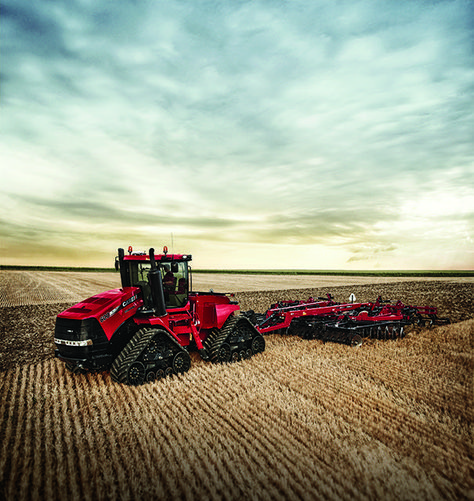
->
[148,248,167,317]
[117,248,131,287]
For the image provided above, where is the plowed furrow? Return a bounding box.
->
[148,389,222,500]
[266,361,473,498]
[175,367,348,500]
[216,368,368,499]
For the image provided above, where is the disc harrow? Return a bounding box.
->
[244,294,449,347]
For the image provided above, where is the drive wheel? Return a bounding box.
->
[127,362,146,385]
[217,343,231,363]
[142,338,158,361]
[173,351,191,374]
[251,335,265,355]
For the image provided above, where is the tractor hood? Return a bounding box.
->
[58,287,143,339]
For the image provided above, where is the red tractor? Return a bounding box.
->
[54,246,265,385]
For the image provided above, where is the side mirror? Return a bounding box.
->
[171,262,179,273]
[114,256,119,271]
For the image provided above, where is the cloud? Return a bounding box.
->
[1,0,473,268]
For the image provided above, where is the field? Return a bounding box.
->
[0,271,473,500]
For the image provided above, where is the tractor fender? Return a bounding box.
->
[215,303,240,329]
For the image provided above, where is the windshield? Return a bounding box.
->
[127,261,189,308]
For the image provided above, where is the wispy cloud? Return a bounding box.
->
[1,0,473,268]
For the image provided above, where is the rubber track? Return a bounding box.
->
[110,327,183,384]
[207,316,261,363]
[209,316,240,363]
[110,327,156,383]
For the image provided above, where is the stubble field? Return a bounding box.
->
[0,271,473,500]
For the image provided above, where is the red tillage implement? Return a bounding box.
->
[246,294,450,347]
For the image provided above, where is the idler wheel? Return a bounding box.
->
[251,335,265,355]
[217,343,231,363]
[127,361,146,385]
[231,351,240,363]
[173,351,191,374]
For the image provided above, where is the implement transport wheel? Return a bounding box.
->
[173,351,191,374]
[127,361,146,385]
[350,334,363,347]
[217,343,232,363]
[251,335,265,355]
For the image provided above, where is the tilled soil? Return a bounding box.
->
[0,281,472,372]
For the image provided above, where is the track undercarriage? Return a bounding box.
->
[203,316,265,364]
[110,316,265,385]
[111,327,191,385]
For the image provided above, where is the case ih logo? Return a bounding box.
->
[122,295,138,308]
[100,295,138,323]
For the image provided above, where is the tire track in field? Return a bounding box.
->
[136,366,246,500]
[105,375,202,499]
[159,369,282,501]
[72,371,116,500]
[171,374,308,500]
[89,377,157,499]
[88,371,137,501]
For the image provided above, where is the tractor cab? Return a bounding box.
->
[116,246,192,309]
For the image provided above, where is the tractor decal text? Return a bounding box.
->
[122,295,138,308]
[100,295,139,323]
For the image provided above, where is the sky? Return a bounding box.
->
[1,0,473,270]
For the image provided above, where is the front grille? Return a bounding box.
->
[55,317,103,342]
[54,316,110,368]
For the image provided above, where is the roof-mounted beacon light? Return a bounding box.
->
[128,245,133,255]
[163,246,168,255]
